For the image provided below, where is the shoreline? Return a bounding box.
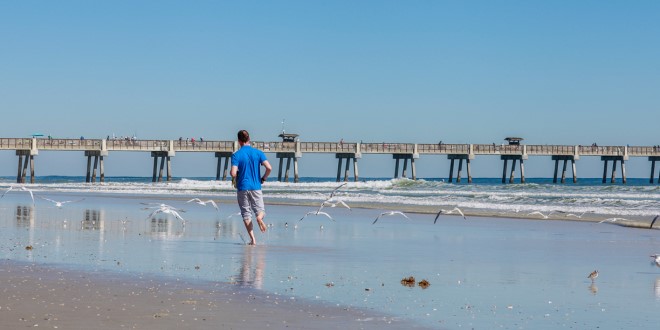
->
[126,193,658,230]
[0,259,432,329]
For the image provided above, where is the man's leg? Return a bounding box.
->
[250,190,267,233]
[256,211,267,233]
[238,191,257,245]
[243,218,257,245]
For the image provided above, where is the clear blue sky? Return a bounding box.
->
[1,1,659,178]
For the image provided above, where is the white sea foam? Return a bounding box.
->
[2,177,659,218]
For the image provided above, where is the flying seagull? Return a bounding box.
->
[598,217,629,224]
[299,210,334,222]
[146,205,186,224]
[434,207,466,223]
[329,182,347,199]
[186,198,219,211]
[372,211,409,224]
[1,186,34,204]
[650,254,660,267]
[320,198,351,211]
[564,211,595,219]
[40,197,85,208]
[527,211,555,219]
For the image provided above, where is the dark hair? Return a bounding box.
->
[237,130,250,143]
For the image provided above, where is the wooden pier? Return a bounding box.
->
[1,137,659,184]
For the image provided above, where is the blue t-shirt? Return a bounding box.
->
[231,145,267,191]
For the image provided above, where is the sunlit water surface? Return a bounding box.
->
[1,191,659,329]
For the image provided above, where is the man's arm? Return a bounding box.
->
[230,165,238,178]
[261,160,272,183]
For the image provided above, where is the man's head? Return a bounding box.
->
[237,130,250,143]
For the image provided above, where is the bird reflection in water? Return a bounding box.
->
[655,278,660,300]
[588,283,598,295]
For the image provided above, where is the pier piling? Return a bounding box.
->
[151,152,172,182]
[215,152,232,181]
[336,153,358,182]
[448,154,470,183]
[601,156,626,184]
[501,155,525,184]
[649,157,660,184]
[393,154,416,180]
[276,153,298,182]
[15,150,34,183]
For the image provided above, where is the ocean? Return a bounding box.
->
[1,176,659,329]
[2,176,659,221]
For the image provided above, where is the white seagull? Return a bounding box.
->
[226,212,242,219]
[527,211,555,219]
[650,254,660,267]
[1,186,35,204]
[144,204,186,226]
[320,197,351,211]
[328,182,347,199]
[186,198,219,211]
[146,205,186,224]
[372,211,409,224]
[299,210,334,222]
[598,217,629,224]
[564,211,595,219]
[141,203,185,212]
[434,207,466,223]
[40,197,85,208]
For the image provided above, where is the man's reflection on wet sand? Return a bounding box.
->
[237,246,265,289]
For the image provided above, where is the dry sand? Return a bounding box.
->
[0,260,427,330]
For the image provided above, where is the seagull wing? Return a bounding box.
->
[147,208,163,219]
[433,210,443,224]
[186,198,202,203]
[338,200,351,210]
[226,212,242,219]
[61,198,85,204]
[1,186,13,198]
[299,211,313,222]
[372,214,382,225]
[329,183,347,198]
[453,207,466,220]
[205,200,219,211]
[317,211,335,221]
[39,196,57,204]
[393,211,409,219]
[21,187,34,204]
[650,215,659,229]
[170,210,185,222]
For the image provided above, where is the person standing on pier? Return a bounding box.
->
[231,129,272,245]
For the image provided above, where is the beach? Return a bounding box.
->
[1,260,424,330]
[1,178,659,329]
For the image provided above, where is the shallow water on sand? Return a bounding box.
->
[1,191,659,329]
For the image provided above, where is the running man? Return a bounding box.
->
[231,129,272,245]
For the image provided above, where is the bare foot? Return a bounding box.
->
[257,218,267,233]
[256,212,267,233]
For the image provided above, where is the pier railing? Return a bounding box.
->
[3,138,660,158]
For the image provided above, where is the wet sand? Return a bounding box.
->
[0,260,429,329]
